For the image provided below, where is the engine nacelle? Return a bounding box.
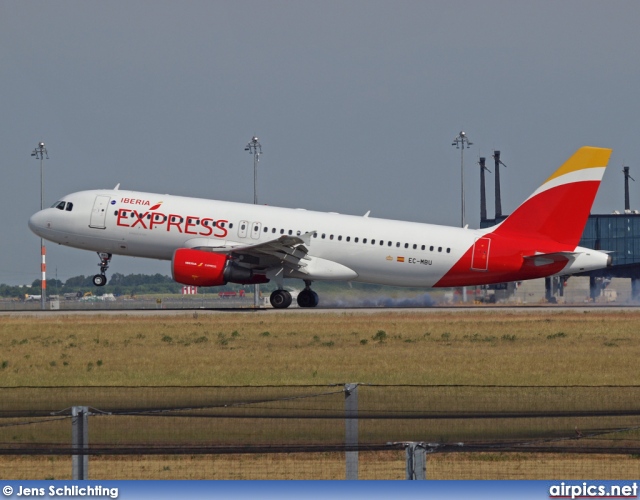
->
[171,248,268,287]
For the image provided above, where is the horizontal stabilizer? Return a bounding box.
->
[523,252,575,267]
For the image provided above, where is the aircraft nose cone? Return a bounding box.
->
[28,210,48,237]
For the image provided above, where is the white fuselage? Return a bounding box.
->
[29,189,481,287]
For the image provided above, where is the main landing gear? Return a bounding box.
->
[92,252,112,287]
[297,280,319,308]
[269,280,319,309]
[269,289,292,309]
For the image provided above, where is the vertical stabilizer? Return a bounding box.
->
[493,147,612,247]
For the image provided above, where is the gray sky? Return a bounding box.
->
[2,1,639,285]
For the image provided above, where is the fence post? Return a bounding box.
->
[72,406,89,480]
[344,383,358,480]
[405,442,427,480]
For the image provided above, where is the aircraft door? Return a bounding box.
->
[238,220,249,238]
[89,195,111,229]
[471,237,490,271]
[251,222,262,240]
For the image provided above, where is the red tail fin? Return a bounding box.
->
[492,147,612,247]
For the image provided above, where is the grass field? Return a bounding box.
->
[1,308,640,479]
[1,309,639,386]
[5,452,640,480]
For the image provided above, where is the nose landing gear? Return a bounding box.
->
[93,252,112,287]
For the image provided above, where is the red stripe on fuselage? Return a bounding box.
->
[434,238,568,287]
[435,181,598,287]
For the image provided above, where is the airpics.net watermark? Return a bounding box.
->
[549,482,638,499]
[3,485,118,499]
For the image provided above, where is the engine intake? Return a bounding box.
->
[171,248,268,286]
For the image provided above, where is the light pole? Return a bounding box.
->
[31,142,49,310]
[245,136,262,308]
[452,132,472,303]
[451,131,473,228]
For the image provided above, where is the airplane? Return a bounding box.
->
[28,146,612,309]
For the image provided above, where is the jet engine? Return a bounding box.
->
[171,248,268,286]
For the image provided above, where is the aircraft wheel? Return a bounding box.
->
[93,274,107,287]
[270,290,292,309]
[297,289,319,308]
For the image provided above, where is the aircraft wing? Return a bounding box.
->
[183,233,313,275]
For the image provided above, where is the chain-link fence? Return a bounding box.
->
[2,385,640,479]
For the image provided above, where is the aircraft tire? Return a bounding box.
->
[270,289,292,309]
[93,274,107,287]
[297,289,319,308]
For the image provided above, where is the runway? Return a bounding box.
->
[2,304,640,317]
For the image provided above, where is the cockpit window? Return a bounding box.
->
[51,201,73,211]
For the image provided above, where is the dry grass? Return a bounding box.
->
[2,309,640,479]
[1,309,639,386]
[4,452,640,480]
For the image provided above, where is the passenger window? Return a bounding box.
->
[421,245,425,250]
[388,241,392,246]
[288,230,293,235]
[396,242,400,247]
[322,234,326,239]
[241,223,246,230]
[338,236,342,241]
[430,246,434,251]
[272,228,276,233]
[438,247,442,252]
[280,229,285,234]
[446,248,451,253]
[380,240,384,246]
[229,223,233,228]
[413,244,417,250]
[264,227,268,232]
[354,237,359,243]
[330,235,334,240]
[313,233,318,238]
[363,238,367,243]
[346,236,350,242]
[371,239,376,245]
[404,243,409,249]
